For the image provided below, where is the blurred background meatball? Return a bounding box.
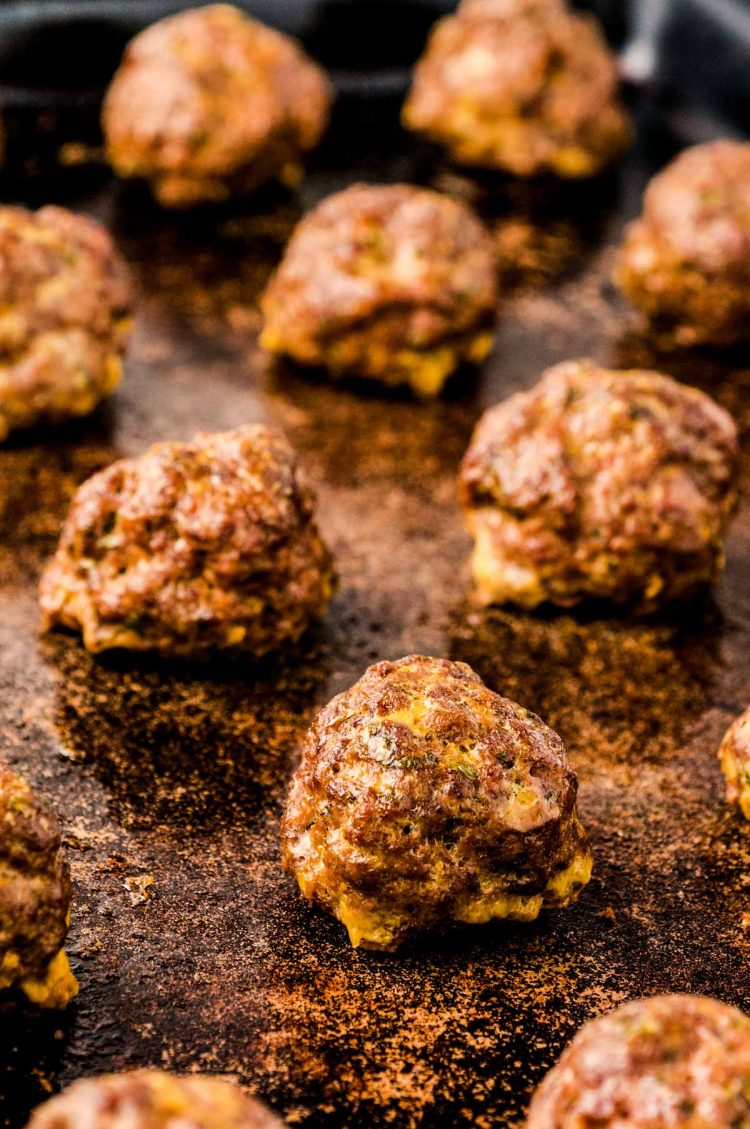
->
[719,705,750,821]
[26,1070,283,1129]
[281,655,591,952]
[102,4,332,208]
[617,141,750,346]
[261,183,498,397]
[402,0,631,179]
[0,762,78,1009]
[460,359,739,612]
[0,205,131,443]
[526,994,750,1128]
[39,425,335,658]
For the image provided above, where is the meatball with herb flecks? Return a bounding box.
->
[261,183,498,398]
[526,995,750,1128]
[719,705,750,821]
[0,205,131,443]
[39,425,335,658]
[402,0,631,179]
[460,360,739,612]
[617,141,750,345]
[281,655,591,952]
[0,762,78,1009]
[25,1071,284,1129]
[102,4,331,208]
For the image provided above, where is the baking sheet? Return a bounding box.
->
[1,99,749,1129]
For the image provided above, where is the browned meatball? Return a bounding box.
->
[0,205,131,442]
[402,0,630,179]
[102,4,331,208]
[26,1071,283,1129]
[719,706,750,821]
[526,995,750,1128]
[0,762,78,1009]
[261,183,498,397]
[617,141,750,345]
[281,655,591,952]
[39,425,335,658]
[460,359,739,612]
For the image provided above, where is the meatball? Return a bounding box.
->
[0,762,78,1009]
[281,655,591,952]
[617,141,750,345]
[260,183,498,397]
[460,359,739,612]
[526,994,750,1128]
[719,706,750,821]
[0,205,131,443]
[102,4,331,208]
[39,425,335,658]
[402,0,631,179]
[26,1071,283,1129]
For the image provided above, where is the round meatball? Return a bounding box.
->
[0,205,131,443]
[281,655,591,952]
[102,4,331,208]
[460,359,739,612]
[719,706,750,821]
[617,141,750,345]
[526,994,750,1128]
[39,425,335,658]
[0,762,78,1009]
[260,183,498,397]
[402,0,631,179]
[26,1071,283,1129]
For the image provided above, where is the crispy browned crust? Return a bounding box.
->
[403,0,631,178]
[0,205,131,442]
[719,705,750,821]
[0,762,76,1005]
[460,359,739,612]
[281,655,591,951]
[260,183,498,396]
[26,1071,283,1129]
[526,994,750,1128]
[617,141,750,345]
[102,4,332,207]
[39,425,336,658]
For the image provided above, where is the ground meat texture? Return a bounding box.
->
[39,425,335,658]
[281,655,591,952]
[526,994,750,1128]
[719,706,750,821]
[460,359,739,612]
[25,1071,284,1129]
[0,762,78,1009]
[616,141,750,345]
[102,4,331,208]
[260,183,498,397]
[402,0,631,179]
[0,205,131,442]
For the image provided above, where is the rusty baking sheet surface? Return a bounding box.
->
[1,103,749,1129]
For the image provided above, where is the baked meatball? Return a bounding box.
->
[460,359,739,612]
[0,205,131,443]
[281,655,591,952]
[39,425,335,658]
[0,762,78,1009]
[260,184,498,397]
[617,141,750,345]
[526,994,750,1128]
[402,0,630,179]
[26,1071,283,1129]
[719,706,750,821]
[102,4,331,208]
